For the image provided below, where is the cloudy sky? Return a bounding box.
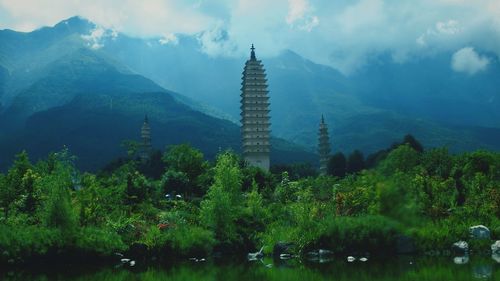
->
[0,0,499,74]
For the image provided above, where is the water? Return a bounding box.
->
[1,256,499,281]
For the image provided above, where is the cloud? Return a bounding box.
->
[159,33,179,45]
[451,47,490,75]
[0,0,499,74]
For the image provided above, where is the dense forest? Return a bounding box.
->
[0,135,499,264]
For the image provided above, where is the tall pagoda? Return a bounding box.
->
[140,115,152,161]
[240,44,271,171]
[318,115,331,175]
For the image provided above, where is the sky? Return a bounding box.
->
[0,0,499,74]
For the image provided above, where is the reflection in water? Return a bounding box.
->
[0,257,499,281]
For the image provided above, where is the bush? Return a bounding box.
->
[74,227,127,256]
[411,220,469,252]
[0,225,63,262]
[312,215,402,254]
[167,225,215,256]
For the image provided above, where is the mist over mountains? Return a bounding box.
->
[0,16,499,170]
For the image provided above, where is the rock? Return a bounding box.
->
[279,253,292,260]
[359,257,368,262]
[248,247,264,261]
[120,258,131,264]
[452,241,469,255]
[453,256,469,265]
[129,260,136,267]
[469,225,490,240]
[491,240,500,254]
[347,256,356,262]
[492,253,500,263]
[273,242,294,259]
[396,235,416,254]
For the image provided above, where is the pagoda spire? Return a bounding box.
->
[140,115,152,162]
[318,115,331,175]
[241,44,271,171]
[250,44,256,60]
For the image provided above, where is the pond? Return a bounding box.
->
[1,256,499,281]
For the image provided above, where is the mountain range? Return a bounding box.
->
[0,17,315,170]
[1,16,499,170]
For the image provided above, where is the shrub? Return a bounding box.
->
[74,227,127,256]
[312,215,402,254]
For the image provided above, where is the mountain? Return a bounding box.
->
[77,17,500,154]
[0,19,316,171]
[1,16,499,171]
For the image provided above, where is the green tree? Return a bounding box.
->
[327,152,347,177]
[402,134,424,153]
[422,147,453,178]
[379,144,420,175]
[162,144,209,197]
[0,151,33,217]
[200,152,242,244]
[39,162,77,234]
[346,150,365,174]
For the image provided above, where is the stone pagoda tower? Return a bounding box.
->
[318,115,331,175]
[240,44,271,171]
[140,115,152,162]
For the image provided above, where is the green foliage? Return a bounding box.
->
[379,145,420,175]
[166,225,215,256]
[163,144,207,182]
[74,227,127,256]
[314,216,402,254]
[327,152,346,178]
[0,143,500,264]
[162,144,209,197]
[200,152,243,244]
[346,150,365,174]
[41,178,77,233]
[0,225,63,263]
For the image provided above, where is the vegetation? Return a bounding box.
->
[0,135,499,264]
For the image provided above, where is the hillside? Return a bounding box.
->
[1,16,499,170]
[0,25,316,170]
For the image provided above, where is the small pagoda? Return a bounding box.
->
[240,44,271,171]
[318,115,331,175]
[140,115,152,162]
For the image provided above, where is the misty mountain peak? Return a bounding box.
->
[53,16,95,34]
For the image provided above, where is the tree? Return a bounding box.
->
[402,134,424,153]
[346,150,365,174]
[379,145,420,175]
[200,152,242,244]
[162,144,208,197]
[327,152,347,178]
[0,151,33,217]
[422,147,453,178]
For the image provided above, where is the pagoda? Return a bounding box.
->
[318,115,331,175]
[140,115,152,161]
[240,44,271,171]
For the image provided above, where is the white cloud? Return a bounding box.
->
[286,0,308,24]
[81,26,120,49]
[159,33,179,45]
[436,20,460,34]
[81,27,105,49]
[451,47,490,75]
[197,21,237,57]
[0,0,500,74]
